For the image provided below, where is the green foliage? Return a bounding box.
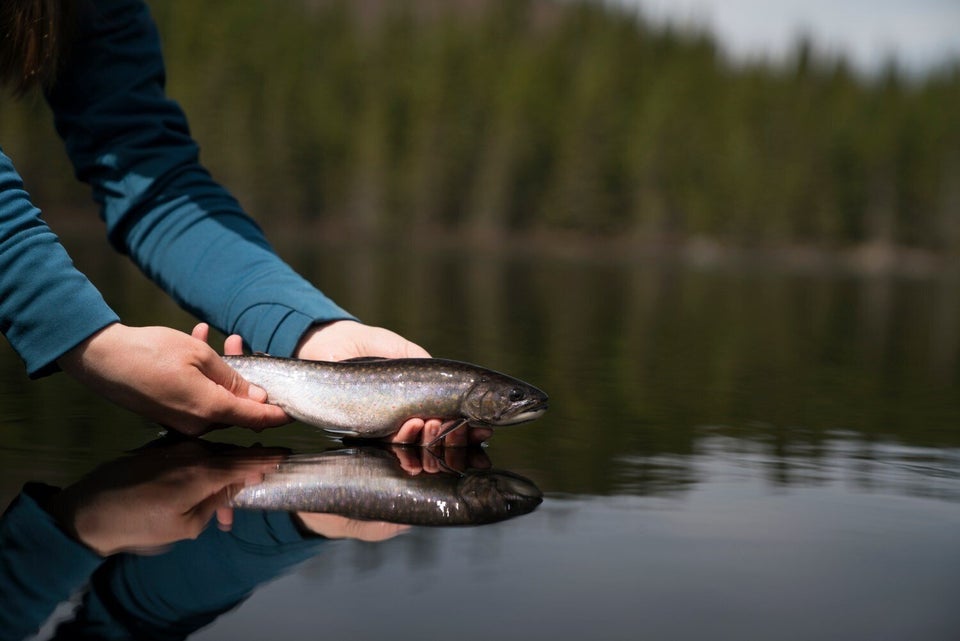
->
[2,0,959,251]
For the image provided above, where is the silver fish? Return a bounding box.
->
[230,446,543,526]
[223,355,548,441]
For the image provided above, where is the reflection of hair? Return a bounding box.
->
[0,0,73,95]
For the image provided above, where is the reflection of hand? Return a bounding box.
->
[392,444,493,476]
[45,440,284,556]
[57,323,290,436]
[294,320,494,447]
[293,513,409,542]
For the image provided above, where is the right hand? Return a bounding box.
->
[57,323,291,436]
[293,513,409,542]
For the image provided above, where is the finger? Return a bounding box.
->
[198,377,291,430]
[216,506,234,531]
[192,323,210,342]
[400,341,431,358]
[303,514,409,542]
[189,481,245,532]
[224,334,244,356]
[393,446,424,475]
[361,328,430,359]
[440,419,469,448]
[211,397,291,431]
[348,520,410,542]
[420,419,445,447]
[421,447,442,474]
[201,352,269,403]
[390,418,425,445]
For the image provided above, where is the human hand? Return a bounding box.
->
[294,320,493,447]
[56,323,290,436]
[392,443,493,476]
[293,513,409,542]
[45,440,285,556]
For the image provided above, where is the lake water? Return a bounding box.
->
[1,242,959,641]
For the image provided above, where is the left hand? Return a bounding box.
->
[45,439,285,556]
[294,321,493,447]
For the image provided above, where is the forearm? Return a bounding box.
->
[0,149,119,377]
[0,484,104,639]
[116,169,355,356]
[45,0,354,356]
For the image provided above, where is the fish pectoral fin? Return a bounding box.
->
[323,427,361,437]
[426,418,469,447]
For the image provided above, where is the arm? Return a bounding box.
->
[1,146,290,433]
[0,148,119,377]
[0,484,105,640]
[45,0,355,357]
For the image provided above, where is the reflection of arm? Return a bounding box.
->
[56,510,327,640]
[45,0,356,357]
[0,484,104,640]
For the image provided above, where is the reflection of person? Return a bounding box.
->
[0,1,488,445]
[0,437,407,640]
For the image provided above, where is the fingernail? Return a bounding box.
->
[248,385,268,402]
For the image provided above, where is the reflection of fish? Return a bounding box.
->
[223,355,548,441]
[231,447,543,526]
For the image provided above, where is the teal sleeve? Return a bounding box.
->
[44,0,356,357]
[0,483,105,640]
[61,510,326,640]
[0,149,120,377]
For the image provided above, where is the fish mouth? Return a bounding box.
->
[495,400,549,426]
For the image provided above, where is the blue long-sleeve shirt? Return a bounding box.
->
[0,0,355,378]
[0,483,329,641]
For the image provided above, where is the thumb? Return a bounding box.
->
[203,354,268,402]
[188,482,246,531]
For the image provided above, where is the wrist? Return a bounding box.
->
[294,320,359,359]
[56,322,125,378]
[43,489,110,557]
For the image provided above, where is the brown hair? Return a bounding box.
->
[0,0,72,95]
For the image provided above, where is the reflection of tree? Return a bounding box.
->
[419,256,960,498]
[5,245,960,499]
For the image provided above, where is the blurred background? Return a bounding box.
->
[2,0,958,264]
[2,6,960,638]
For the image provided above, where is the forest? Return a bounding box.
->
[2,0,959,254]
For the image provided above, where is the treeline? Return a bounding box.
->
[3,0,960,251]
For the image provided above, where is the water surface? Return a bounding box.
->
[2,243,958,640]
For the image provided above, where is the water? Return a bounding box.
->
[2,241,959,640]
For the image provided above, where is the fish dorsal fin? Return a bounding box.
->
[340,356,390,363]
[253,351,270,356]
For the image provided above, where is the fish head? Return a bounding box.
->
[457,470,543,524]
[461,371,549,426]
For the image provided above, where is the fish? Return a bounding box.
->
[223,355,548,442]
[230,446,543,526]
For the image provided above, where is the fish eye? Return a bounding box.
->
[509,388,525,402]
